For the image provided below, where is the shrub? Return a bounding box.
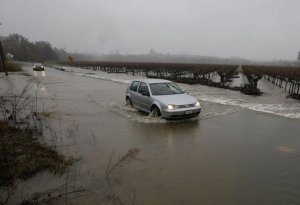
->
[5,62,22,72]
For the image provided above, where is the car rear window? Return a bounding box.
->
[130,81,140,92]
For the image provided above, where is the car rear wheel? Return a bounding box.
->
[126,97,133,107]
[151,105,161,117]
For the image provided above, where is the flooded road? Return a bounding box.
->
[2,66,300,204]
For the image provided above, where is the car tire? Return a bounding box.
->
[126,97,133,107]
[151,105,161,117]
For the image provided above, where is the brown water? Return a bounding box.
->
[1,66,300,205]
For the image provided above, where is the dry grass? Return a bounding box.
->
[33,111,54,118]
[0,80,75,204]
[105,148,141,178]
[0,120,74,188]
[5,62,22,72]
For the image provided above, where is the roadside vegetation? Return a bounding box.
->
[1,33,92,63]
[0,78,74,204]
[0,121,73,198]
[4,62,22,72]
[0,76,143,205]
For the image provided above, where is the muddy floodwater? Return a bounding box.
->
[1,65,300,205]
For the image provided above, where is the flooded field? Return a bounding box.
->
[1,65,300,204]
[57,65,300,119]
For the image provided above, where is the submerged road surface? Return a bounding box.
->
[2,65,300,205]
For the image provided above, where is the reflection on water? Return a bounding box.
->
[40,86,47,92]
[33,71,46,77]
[34,83,48,94]
[276,146,295,153]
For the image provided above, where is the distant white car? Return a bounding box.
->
[33,63,44,71]
[126,79,201,119]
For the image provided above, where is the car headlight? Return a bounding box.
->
[168,104,175,110]
[195,101,201,107]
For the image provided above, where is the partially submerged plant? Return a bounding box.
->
[0,121,74,188]
[0,78,33,125]
[105,148,141,178]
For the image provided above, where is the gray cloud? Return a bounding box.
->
[1,0,300,60]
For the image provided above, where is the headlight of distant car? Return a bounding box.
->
[195,101,201,107]
[168,104,175,110]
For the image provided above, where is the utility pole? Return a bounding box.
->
[0,41,7,76]
[0,22,8,75]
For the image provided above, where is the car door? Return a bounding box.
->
[137,82,152,112]
[128,81,140,106]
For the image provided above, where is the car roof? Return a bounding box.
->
[131,79,171,84]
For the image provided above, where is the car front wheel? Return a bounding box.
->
[151,105,161,117]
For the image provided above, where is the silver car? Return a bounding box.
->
[33,63,44,71]
[126,79,201,119]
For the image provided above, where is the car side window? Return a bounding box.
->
[138,82,149,94]
[130,81,140,92]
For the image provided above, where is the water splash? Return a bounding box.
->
[56,66,300,120]
[109,102,243,123]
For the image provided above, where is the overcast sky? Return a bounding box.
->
[1,0,300,60]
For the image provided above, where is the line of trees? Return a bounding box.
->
[1,34,69,62]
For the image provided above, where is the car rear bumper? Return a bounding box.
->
[162,107,201,119]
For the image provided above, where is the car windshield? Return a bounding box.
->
[149,82,184,96]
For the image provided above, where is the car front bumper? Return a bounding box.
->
[162,107,201,119]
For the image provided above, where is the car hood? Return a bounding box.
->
[153,93,197,105]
